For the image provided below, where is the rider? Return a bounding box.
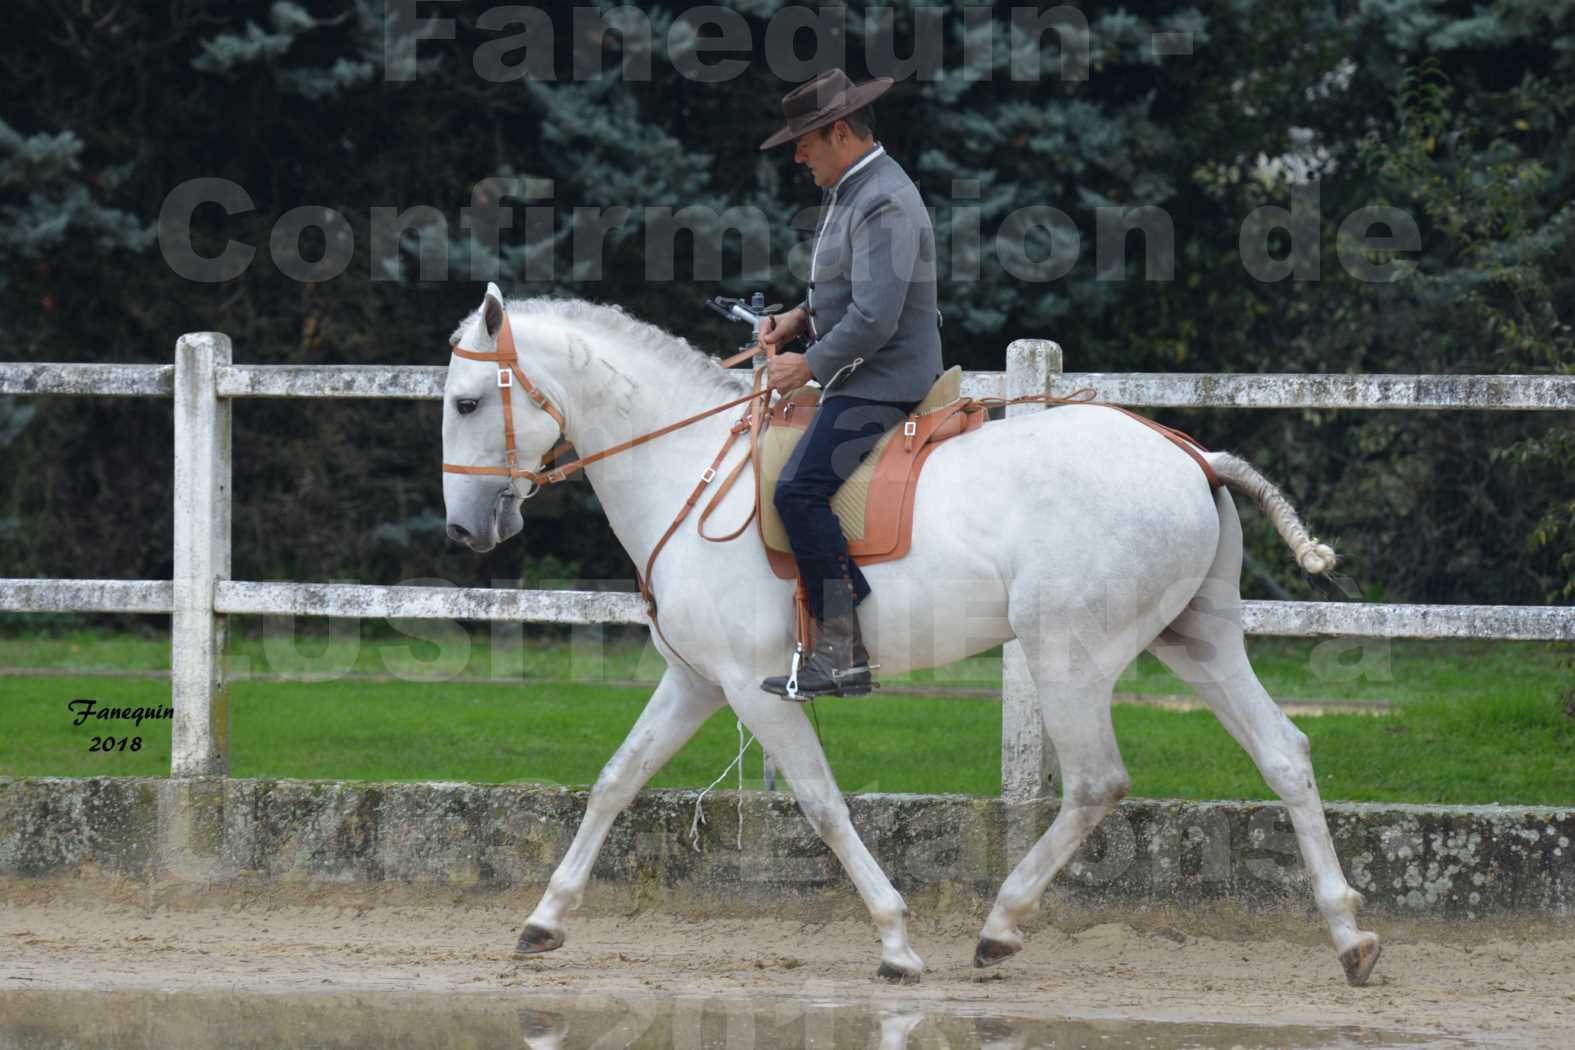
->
[756,68,944,700]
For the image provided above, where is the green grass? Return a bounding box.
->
[1,629,1570,803]
[3,621,1555,702]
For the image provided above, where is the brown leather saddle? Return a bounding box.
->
[754,366,985,580]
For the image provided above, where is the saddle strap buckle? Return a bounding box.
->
[903,417,918,451]
[496,367,513,389]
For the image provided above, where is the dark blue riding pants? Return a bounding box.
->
[773,394,920,622]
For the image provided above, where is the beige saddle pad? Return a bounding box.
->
[756,366,984,579]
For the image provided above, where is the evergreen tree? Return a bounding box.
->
[0,0,1568,606]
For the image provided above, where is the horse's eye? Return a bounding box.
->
[456,398,479,416]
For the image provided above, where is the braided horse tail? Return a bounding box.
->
[1206,452,1338,575]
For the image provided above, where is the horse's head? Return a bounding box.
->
[441,284,562,552]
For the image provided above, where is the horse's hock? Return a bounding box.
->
[2,777,1571,922]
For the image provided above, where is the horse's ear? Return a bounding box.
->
[483,283,505,338]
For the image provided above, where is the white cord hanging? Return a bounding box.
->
[688,719,756,852]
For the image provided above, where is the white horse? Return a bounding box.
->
[440,285,1381,987]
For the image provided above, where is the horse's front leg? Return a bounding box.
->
[724,685,924,982]
[517,665,725,955]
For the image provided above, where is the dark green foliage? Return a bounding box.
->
[0,0,1570,607]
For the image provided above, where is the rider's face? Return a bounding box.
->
[794,126,843,189]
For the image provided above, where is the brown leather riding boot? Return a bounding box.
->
[760,604,876,701]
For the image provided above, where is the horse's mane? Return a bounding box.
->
[511,297,751,398]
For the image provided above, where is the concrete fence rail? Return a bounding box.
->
[2,339,1573,793]
[10,361,1574,410]
[5,580,1569,643]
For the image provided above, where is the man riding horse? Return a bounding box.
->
[756,68,945,701]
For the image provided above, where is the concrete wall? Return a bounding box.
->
[2,777,1572,921]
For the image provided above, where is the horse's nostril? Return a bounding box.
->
[447,523,471,543]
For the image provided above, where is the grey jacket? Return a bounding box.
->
[801,145,943,403]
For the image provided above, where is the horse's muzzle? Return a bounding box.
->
[446,487,523,553]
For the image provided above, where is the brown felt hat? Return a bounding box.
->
[758,68,893,150]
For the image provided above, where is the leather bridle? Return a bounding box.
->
[441,310,574,498]
[440,306,773,668]
[441,309,770,495]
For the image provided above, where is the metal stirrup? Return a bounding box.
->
[784,644,804,700]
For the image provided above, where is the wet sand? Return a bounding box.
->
[3,879,1572,1046]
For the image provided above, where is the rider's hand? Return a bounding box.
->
[766,352,815,393]
[759,306,807,352]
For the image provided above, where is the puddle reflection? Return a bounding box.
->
[0,989,1439,1049]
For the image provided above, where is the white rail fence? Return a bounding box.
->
[3,336,1573,798]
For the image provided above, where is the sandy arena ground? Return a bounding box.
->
[3,880,1573,1046]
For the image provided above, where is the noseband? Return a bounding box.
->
[441,310,572,498]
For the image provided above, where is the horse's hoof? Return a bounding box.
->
[973,937,1021,968]
[514,924,565,957]
[876,961,921,985]
[1339,933,1381,987]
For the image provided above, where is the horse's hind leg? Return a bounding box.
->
[1152,609,1379,985]
[724,685,924,982]
[518,665,725,955]
[976,666,1130,967]
[1149,495,1379,986]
